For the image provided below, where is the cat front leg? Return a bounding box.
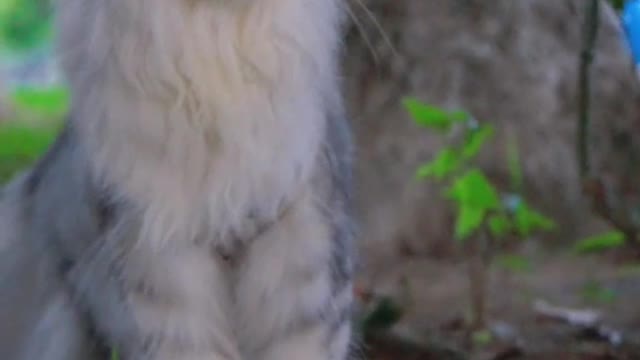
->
[235,190,356,360]
[67,232,242,360]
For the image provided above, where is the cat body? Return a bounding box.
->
[0,0,356,359]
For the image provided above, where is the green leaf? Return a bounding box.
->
[461,124,494,160]
[472,329,493,346]
[513,201,556,237]
[445,170,500,241]
[111,348,119,360]
[573,231,626,254]
[10,86,70,119]
[454,205,485,241]
[445,169,500,210]
[416,147,460,180]
[488,214,512,238]
[0,121,60,183]
[495,254,533,273]
[403,98,451,131]
[450,110,470,123]
[581,280,617,304]
[0,0,53,52]
[402,97,467,132]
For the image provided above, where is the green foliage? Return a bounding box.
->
[414,125,496,182]
[513,201,556,237]
[461,124,494,161]
[573,231,626,254]
[416,147,460,180]
[0,0,53,52]
[111,348,119,360]
[454,205,486,241]
[406,97,556,330]
[495,254,533,273]
[471,329,493,347]
[10,85,70,119]
[445,169,501,210]
[405,97,554,243]
[488,214,512,238]
[404,97,468,133]
[445,169,501,241]
[581,280,617,305]
[0,121,58,183]
[0,86,67,184]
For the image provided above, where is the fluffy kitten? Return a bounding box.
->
[0,0,356,359]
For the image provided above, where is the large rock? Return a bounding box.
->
[344,0,640,268]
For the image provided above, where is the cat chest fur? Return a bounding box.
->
[57,0,343,247]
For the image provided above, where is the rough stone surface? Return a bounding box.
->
[343,0,640,269]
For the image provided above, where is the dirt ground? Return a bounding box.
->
[358,246,640,360]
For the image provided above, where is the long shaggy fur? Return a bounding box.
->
[0,0,356,359]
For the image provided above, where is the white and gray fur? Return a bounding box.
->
[0,0,357,359]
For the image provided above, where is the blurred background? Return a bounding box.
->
[1,0,640,359]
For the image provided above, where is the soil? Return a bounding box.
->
[358,246,640,360]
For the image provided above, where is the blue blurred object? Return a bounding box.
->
[622,0,640,65]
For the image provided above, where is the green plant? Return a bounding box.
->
[0,121,59,183]
[10,85,70,121]
[405,97,555,244]
[581,280,617,305]
[471,328,493,347]
[573,231,626,254]
[0,85,67,184]
[0,0,53,53]
[494,254,533,274]
[405,97,555,331]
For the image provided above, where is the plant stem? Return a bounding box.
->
[467,231,491,330]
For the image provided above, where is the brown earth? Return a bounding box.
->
[360,250,640,360]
